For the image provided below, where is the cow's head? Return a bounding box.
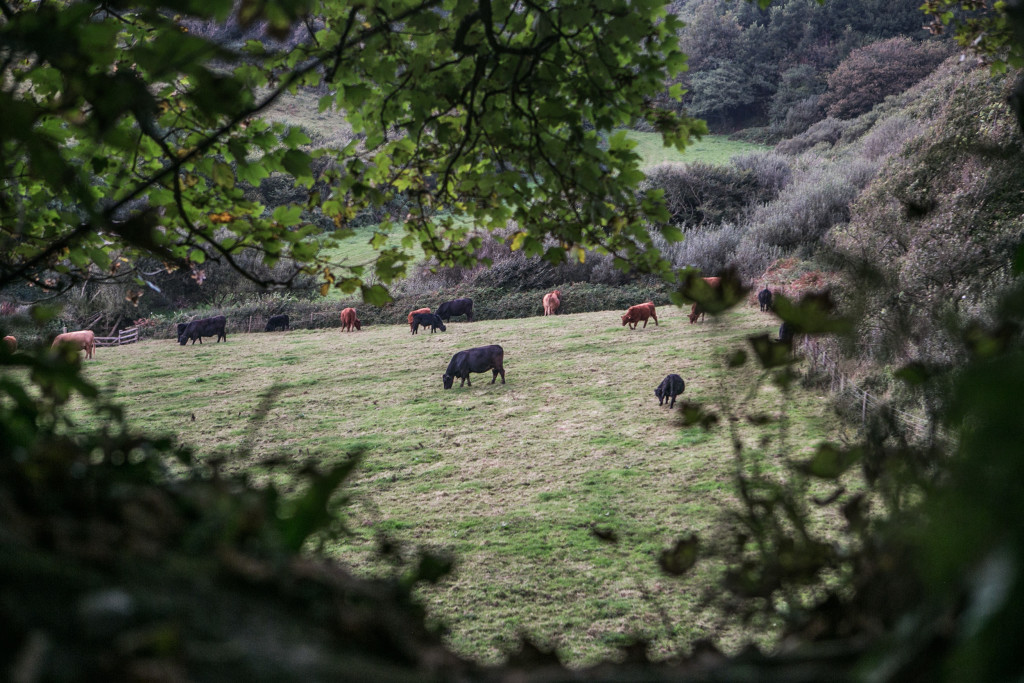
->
[621,315,629,326]
[655,386,664,400]
[354,319,362,331]
[442,373,454,390]
[437,322,447,332]
[178,335,188,345]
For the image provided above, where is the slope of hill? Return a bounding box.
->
[74,306,845,664]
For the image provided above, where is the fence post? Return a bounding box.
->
[862,391,868,425]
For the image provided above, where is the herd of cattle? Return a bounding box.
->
[16,284,788,401]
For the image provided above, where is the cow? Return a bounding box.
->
[411,312,446,335]
[265,314,290,332]
[621,302,658,330]
[52,330,96,359]
[543,290,561,316]
[408,307,432,333]
[688,277,721,323]
[442,345,505,389]
[340,307,361,332]
[178,315,227,345]
[3,335,17,353]
[176,322,187,339]
[688,302,706,324]
[437,297,474,323]
[758,288,773,312]
[655,374,685,408]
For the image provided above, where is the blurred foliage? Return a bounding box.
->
[0,0,705,307]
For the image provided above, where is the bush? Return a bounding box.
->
[774,95,826,139]
[734,157,874,278]
[858,114,925,160]
[819,37,950,120]
[775,117,853,156]
[651,223,745,275]
[642,162,776,227]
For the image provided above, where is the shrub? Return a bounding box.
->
[774,95,826,139]
[642,162,775,227]
[858,115,925,160]
[735,157,874,278]
[651,223,745,275]
[819,37,950,120]
[775,117,853,156]
[730,151,793,196]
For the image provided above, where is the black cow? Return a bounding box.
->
[179,315,227,345]
[176,322,187,339]
[655,374,685,408]
[778,321,794,347]
[758,288,773,312]
[266,314,290,332]
[411,312,446,335]
[437,297,474,323]
[442,345,505,389]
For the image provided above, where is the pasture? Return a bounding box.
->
[74,305,843,665]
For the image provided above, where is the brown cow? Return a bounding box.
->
[621,302,658,330]
[688,277,721,324]
[340,307,361,332]
[52,330,96,359]
[2,335,16,353]
[542,290,561,316]
[408,307,431,333]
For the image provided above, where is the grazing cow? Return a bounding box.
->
[411,312,447,334]
[543,290,561,316]
[178,315,227,345]
[408,307,431,333]
[340,307,361,332]
[52,330,96,359]
[437,297,474,323]
[655,374,685,408]
[778,321,794,348]
[3,335,17,353]
[442,345,505,389]
[265,314,290,332]
[176,322,187,339]
[621,302,658,330]
[758,288,773,312]
[688,302,706,324]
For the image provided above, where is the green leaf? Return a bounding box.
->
[212,161,235,189]
[659,534,699,576]
[795,444,863,480]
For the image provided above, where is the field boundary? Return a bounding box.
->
[95,327,139,347]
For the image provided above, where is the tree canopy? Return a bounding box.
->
[0,0,705,306]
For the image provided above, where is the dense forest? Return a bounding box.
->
[2,0,1024,679]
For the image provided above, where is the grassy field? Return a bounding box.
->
[626,131,768,167]
[74,304,845,665]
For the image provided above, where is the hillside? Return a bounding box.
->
[74,305,845,664]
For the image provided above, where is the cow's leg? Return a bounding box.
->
[642,319,647,328]
[653,314,658,326]
[669,394,675,408]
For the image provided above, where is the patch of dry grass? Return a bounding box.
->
[76,305,845,665]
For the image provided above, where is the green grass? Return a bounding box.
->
[626,131,769,168]
[74,305,846,665]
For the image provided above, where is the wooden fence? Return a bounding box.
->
[799,336,949,444]
[94,327,139,348]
